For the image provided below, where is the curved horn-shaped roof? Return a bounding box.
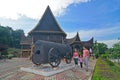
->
[66,32,81,44]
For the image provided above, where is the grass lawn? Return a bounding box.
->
[92,58,120,80]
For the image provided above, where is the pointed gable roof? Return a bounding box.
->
[66,32,81,44]
[28,6,66,36]
[75,32,81,41]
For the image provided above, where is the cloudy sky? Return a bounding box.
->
[0,0,120,48]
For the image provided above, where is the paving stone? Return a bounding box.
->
[20,73,35,80]
[31,75,45,80]
[0,58,96,80]
[8,71,27,80]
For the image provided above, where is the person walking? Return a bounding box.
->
[73,48,79,67]
[83,47,89,71]
[79,55,83,68]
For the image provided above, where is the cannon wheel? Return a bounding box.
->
[48,48,61,67]
[65,52,71,64]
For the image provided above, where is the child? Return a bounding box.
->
[79,55,83,68]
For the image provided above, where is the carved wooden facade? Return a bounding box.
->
[66,32,93,52]
[20,34,32,57]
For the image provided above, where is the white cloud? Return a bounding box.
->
[0,0,90,20]
[98,39,120,48]
[66,26,120,48]
[66,26,120,39]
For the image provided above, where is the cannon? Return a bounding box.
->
[32,40,72,67]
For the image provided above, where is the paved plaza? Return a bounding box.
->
[0,58,96,80]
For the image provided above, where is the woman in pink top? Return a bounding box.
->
[83,47,89,71]
[73,48,79,66]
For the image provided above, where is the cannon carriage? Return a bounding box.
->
[32,40,72,67]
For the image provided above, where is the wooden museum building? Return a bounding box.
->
[20,6,93,57]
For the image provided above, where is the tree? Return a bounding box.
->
[93,41,108,58]
[97,43,108,54]
[112,41,120,63]
[0,25,24,49]
[0,25,25,57]
[12,29,24,48]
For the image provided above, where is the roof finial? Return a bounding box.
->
[77,32,79,36]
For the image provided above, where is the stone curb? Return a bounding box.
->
[88,59,97,80]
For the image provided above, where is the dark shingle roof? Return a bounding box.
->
[66,32,81,44]
[28,6,66,36]
[82,37,94,47]
[66,33,93,48]
[20,34,32,45]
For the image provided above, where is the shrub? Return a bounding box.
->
[95,54,99,58]
[106,59,115,66]
[7,54,13,59]
[101,54,108,59]
[7,48,21,57]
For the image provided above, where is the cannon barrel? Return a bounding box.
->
[32,40,72,67]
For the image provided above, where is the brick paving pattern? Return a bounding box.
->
[0,58,96,80]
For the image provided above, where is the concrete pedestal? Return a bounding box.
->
[21,61,74,76]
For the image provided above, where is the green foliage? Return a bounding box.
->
[7,54,13,59]
[97,43,108,54]
[108,41,120,67]
[0,49,8,56]
[92,58,120,80]
[93,41,108,58]
[101,54,108,59]
[113,42,120,51]
[109,41,120,60]
[78,51,82,56]
[0,25,24,48]
[106,59,115,66]
[12,29,24,48]
[112,53,118,59]
[7,48,21,57]
[0,26,12,44]
[95,53,99,58]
